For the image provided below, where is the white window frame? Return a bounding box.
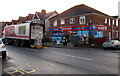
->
[104,18,107,24]
[79,16,86,24]
[109,19,111,25]
[116,31,118,38]
[61,19,65,24]
[112,20,115,25]
[53,20,57,26]
[116,19,118,26]
[70,18,75,24]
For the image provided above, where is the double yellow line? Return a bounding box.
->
[4,66,36,75]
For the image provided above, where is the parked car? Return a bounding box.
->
[0,38,7,59]
[102,40,120,50]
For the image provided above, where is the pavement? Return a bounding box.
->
[46,42,103,49]
[45,42,120,53]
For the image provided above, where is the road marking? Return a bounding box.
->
[55,53,92,61]
[25,48,40,51]
[43,47,48,48]
[25,48,36,51]
[19,68,36,74]
[4,67,25,75]
[4,64,37,75]
[26,63,31,66]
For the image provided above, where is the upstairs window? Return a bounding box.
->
[79,16,86,24]
[112,20,115,25]
[104,18,107,24]
[109,19,111,25]
[53,20,57,26]
[70,18,75,24]
[61,19,65,24]
[116,19,118,26]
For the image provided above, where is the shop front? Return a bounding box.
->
[50,25,107,45]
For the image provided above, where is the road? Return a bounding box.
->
[1,45,119,75]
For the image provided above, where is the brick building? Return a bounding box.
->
[49,4,119,44]
[118,18,120,40]
[0,22,2,38]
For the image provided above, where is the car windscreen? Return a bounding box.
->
[111,40,118,43]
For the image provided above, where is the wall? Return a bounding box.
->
[0,24,2,38]
[49,14,119,41]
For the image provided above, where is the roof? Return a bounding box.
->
[18,16,27,23]
[33,10,58,20]
[51,4,109,19]
[35,12,46,20]
[11,20,18,24]
[44,11,58,19]
[111,16,118,18]
[5,22,12,25]
[26,14,34,20]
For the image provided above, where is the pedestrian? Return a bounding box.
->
[62,37,67,45]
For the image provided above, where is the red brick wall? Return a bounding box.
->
[49,14,119,40]
[0,25,2,38]
[119,19,120,40]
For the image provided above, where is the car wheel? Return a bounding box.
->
[116,45,119,50]
[103,48,107,50]
[2,51,7,60]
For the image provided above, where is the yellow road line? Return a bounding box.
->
[19,68,36,74]
[4,67,25,75]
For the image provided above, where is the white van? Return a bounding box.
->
[0,39,7,59]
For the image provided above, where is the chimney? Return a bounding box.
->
[41,9,46,14]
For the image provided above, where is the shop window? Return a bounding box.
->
[61,19,65,24]
[77,31,89,36]
[94,31,103,38]
[53,20,57,26]
[104,18,107,24]
[79,16,86,24]
[70,18,75,24]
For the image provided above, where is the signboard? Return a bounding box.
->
[5,26,15,37]
[19,26,26,34]
[5,23,30,39]
[50,25,107,31]
[50,25,89,31]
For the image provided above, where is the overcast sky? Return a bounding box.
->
[0,0,119,22]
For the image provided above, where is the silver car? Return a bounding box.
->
[0,39,7,59]
[102,40,120,50]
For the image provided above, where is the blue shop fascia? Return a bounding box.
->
[50,25,107,43]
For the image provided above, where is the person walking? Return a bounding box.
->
[62,37,67,45]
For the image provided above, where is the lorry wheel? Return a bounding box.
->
[20,40,24,47]
[2,51,7,60]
